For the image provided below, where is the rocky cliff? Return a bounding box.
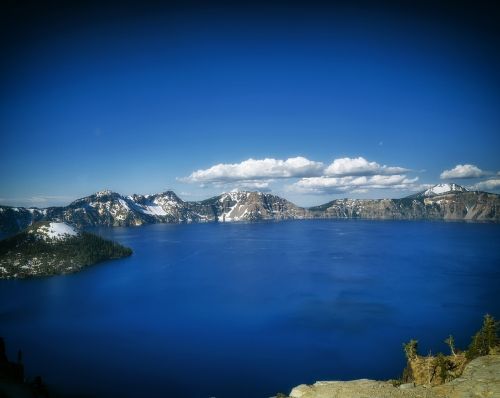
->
[308,191,500,221]
[0,190,309,233]
[288,354,500,398]
[0,184,498,234]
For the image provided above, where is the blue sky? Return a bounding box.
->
[1,1,500,207]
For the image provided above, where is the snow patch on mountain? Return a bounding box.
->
[29,222,78,241]
[129,192,183,217]
[218,191,251,221]
[95,190,113,197]
[423,183,468,197]
[136,203,168,216]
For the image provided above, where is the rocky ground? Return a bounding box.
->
[288,354,500,398]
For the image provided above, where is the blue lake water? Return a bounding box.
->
[1,220,500,397]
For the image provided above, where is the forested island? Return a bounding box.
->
[0,222,132,278]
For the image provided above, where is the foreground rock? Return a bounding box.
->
[0,221,132,278]
[288,354,500,398]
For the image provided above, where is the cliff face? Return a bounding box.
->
[308,198,435,220]
[0,187,499,234]
[208,191,308,222]
[308,192,500,222]
[0,191,310,233]
[424,191,500,221]
[288,354,500,398]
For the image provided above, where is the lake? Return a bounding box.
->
[1,220,500,397]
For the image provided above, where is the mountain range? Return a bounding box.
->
[0,183,498,234]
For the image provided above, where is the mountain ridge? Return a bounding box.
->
[0,184,498,233]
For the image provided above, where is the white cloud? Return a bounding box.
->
[238,181,271,189]
[290,174,420,194]
[324,157,408,176]
[440,164,487,179]
[0,195,75,208]
[182,157,324,183]
[183,156,410,184]
[182,155,416,196]
[469,179,500,192]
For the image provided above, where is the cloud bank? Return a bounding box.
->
[181,156,422,194]
[180,156,421,194]
[440,164,487,179]
[182,157,324,183]
[469,179,500,192]
[324,157,409,176]
[290,175,420,194]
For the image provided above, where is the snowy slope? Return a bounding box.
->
[28,222,78,241]
[422,183,468,197]
[0,183,498,234]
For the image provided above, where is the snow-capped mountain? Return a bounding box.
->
[129,191,184,217]
[54,190,200,226]
[0,184,498,234]
[206,191,307,222]
[0,190,307,233]
[308,184,498,221]
[405,183,468,199]
[422,183,468,197]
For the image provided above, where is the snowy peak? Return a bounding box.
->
[69,190,122,206]
[95,189,114,197]
[215,191,305,222]
[128,191,185,217]
[28,222,79,242]
[90,190,123,201]
[66,190,184,222]
[218,190,254,203]
[406,183,469,199]
[422,183,468,197]
[1,186,498,234]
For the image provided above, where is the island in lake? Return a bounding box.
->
[0,221,132,279]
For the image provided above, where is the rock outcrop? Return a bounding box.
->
[308,191,500,222]
[288,354,500,398]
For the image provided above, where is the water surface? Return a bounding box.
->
[1,220,499,397]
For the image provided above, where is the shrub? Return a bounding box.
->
[403,339,418,360]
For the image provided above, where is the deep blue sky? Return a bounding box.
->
[1,1,500,207]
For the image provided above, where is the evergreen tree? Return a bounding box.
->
[466,314,499,360]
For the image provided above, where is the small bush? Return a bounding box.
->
[400,314,499,386]
[403,339,418,360]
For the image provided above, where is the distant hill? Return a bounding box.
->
[309,184,499,222]
[0,184,498,234]
[0,222,132,278]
